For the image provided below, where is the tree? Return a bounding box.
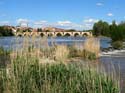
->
[118,21,125,40]
[37,28,42,32]
[93,20,110,36]
[0,26,14,36]
[109,21,124,41]
[66,29,76,32]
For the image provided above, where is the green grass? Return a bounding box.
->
[0,55,119,93]
[0,47,10,68]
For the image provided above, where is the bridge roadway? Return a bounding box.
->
[14,31,92,37]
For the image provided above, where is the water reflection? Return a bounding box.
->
[0,36,111,50]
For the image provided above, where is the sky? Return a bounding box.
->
[0,0,125,30]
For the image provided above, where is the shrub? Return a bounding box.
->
[82,49,96,60]
[68,46,96,60]
[111,41,123,49]
[68,46,78,57]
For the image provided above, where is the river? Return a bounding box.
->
[0,36,125,92]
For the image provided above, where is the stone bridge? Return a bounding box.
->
[14,31,92,37]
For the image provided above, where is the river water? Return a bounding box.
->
[0,36,125,92]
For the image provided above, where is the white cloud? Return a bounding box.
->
[0,21,10,25]
[84,18,98,24]
[57,21,72,26]
[34,21,47,25]
[24,19,96,30]
[83,18,99,30]
[33,20,48,28]
[33,20,95,30]
[56,20,97,30]
[55,21,84,30]
[96,3,103,6]
[17,18,29,24]
[107,13,113,17]
[82,23,94,30]
[16,18,29,27]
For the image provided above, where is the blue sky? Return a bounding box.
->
[0,0,125,30]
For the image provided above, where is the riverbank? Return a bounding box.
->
[100,51,125,93]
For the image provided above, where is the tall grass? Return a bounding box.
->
[0,58,119,93]
[0,37,120,93]
[68,38,100,60]
[55,45,69,62]
[0,47,10,68]
[84,37,100,58]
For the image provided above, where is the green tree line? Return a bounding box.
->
[0,26,14,37]
[92,20,125,42]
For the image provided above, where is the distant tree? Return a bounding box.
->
[85,30,93,32]
[0,26,14,36]
[45,30,50,32]
[67,29,76,32]
[93,20,110,36]
[118,21,125,40]
[17,28,21,32]
[37,28,42,32]
[93,20,102,36]
[110,21,119,41]
[27,29,32,32]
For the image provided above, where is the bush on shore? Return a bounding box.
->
[68,38,100,60]
[111,41,124,49]
[69,46,96,60]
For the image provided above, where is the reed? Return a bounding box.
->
[55,45,69,62]
[0,37,120,93]
[84,37,100,58]
[0,58,119,93]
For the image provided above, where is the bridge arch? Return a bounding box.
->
[47,32,54,37]
[82,33,89,37]
[64,32,72,37]
[48,33,53,37]
[64,33,71,37]
[74,33,80,37]
[40,33,45,37]
[56,33,63,37]
[17,34,23,37]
